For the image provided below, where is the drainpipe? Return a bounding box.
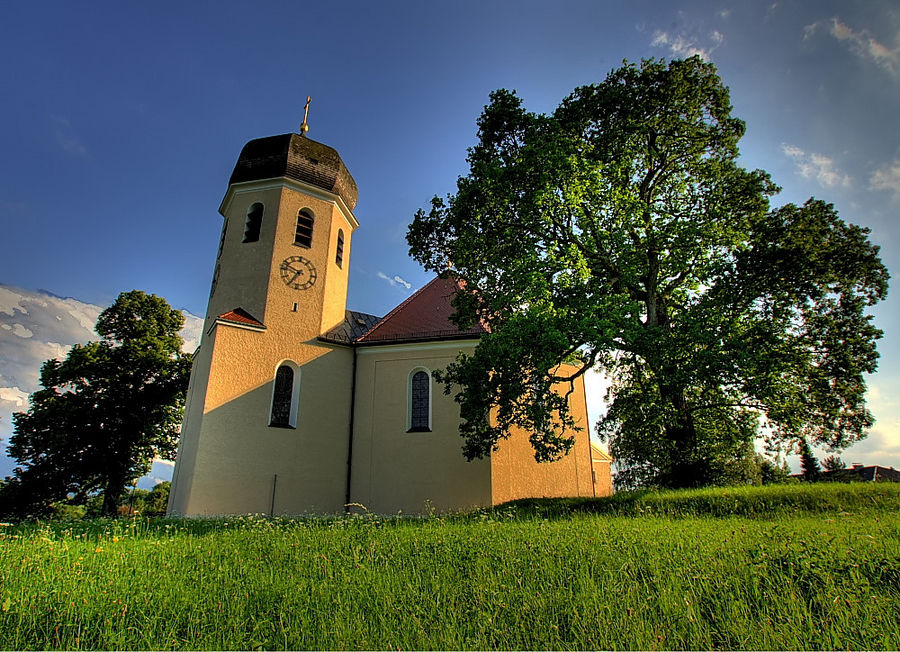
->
[270,474,277,516]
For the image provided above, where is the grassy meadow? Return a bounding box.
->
[1,483,898,650]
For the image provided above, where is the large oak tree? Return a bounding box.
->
[407,58,889,488]
[0,291,191,517]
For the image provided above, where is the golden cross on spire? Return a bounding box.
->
[299,96,311,135]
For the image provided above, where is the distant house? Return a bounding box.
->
[826,464,900,483]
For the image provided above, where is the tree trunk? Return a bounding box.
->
[101,475,123,517]
[659,384,706,488]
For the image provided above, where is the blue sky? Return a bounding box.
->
[1,0,898,472]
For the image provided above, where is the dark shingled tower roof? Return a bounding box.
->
[228,133,358,210]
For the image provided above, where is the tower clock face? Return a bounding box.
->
[280,255,317,290]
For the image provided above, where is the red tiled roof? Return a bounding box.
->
[357,275,486,344]
[216,307,265,329]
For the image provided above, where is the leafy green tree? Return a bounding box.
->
[145,481,171,516]
[758,455,793,485]
[0,291,191,518]
[799,440,822,481]
[822,454,847,472]
[407,57,888,488]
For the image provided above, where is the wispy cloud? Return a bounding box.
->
[377,272,412,289]
[781,144,851,189]
[50,115,88,157]
[1,323,33,338]
[651,29,724,60]
[0,386,29,408]
[804,17,900,77]
[870,158,900,201]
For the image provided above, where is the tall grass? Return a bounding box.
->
[503,480,900,517]
[1,483,898,650]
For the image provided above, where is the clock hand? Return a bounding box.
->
[288,270,304,284]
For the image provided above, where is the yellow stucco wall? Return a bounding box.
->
[350,342,492,514]
[172,325,354,515]
[591,458,613,497]
[167,334,216,515]
[489,368,595,505]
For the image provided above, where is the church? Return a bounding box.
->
[167,126,612,516]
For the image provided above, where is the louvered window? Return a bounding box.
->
[270,365,294,428]
[336,229,344,268]
[217,220,228,258]
[295,210,314,248]
[243,203,264,243]
[409,370,431,432]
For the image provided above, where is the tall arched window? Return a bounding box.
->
[270,363,299,428]
[335,229,345,268]
[408,368,432,432]
[294,210,314,248]
[243,202,264,243]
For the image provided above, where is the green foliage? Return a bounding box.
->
[759,455,793,485]
[799,439,823,481]
[407,57,888,487]
[823,454,847,472]
[0,291,191,518]
[48,501,87,520]
[143,481,170,516]
[0,484,898,650]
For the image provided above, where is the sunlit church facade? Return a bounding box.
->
[168,129,611,516]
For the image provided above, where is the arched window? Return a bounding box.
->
[243,202,264,243]
[270,363,300,428]
[335,229,345,268]
[294,210,314,248]
[408,368,432,432]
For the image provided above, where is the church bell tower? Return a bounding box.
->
[169,119,361,516]
[207,131,359,337]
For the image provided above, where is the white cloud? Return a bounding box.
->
[43,341,73,360]
[10,324,33,339]
[377,271,412,289]
[179,310,203,352]
[65,305,102,332]
[870,159,900,201]
[781,143,851,188]
[0,387,29,408]
[651,29,724,60]
[50,115,88,157]
[0,287,29,316]
[805,17,900,77]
